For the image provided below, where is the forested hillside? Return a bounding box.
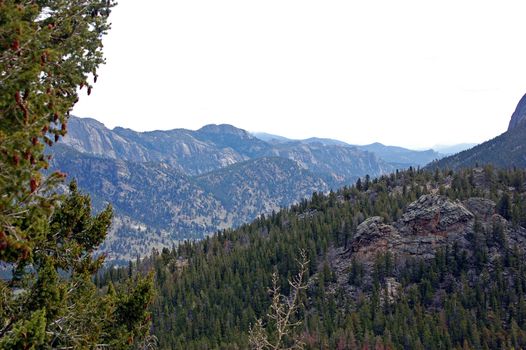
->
[101,167,526,349]
[427,122,526,170]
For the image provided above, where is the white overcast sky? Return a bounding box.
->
[72,0,526,149]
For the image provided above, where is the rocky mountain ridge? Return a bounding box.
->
[356,142,442,168]
[509,93,526,131]
[338,193,522,274]
[63,117,398,183]
[252,132,446,167]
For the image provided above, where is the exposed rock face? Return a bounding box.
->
[350,217,400,262]
[63,116,393,184]
[64,119,250,176]
[326,193,526,297]
[398,195,473,237]
[350,195,480,264]
[269,141,393,187]
[462,197,495,220]
[427,122,526,170]
[381,277,402,304]
[195,124,271,159]
[63,117,150,161]
[508,93,526,131]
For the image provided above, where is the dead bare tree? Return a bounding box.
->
[249,250,309,350]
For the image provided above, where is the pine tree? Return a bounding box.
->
[1,1,154,348]
[497,193,512,220]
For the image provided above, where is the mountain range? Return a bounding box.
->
[52,88,526,262]
[253,131,449,167]
[95,93,526,348]
[51,117,448,261]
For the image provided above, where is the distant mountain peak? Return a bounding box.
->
[252,132,292,144]
[508,93,526,131]
[198,124,253,138]
[70,115,107,129]
[303,137,350,147]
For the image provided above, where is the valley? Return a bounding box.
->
[53,117,452,261]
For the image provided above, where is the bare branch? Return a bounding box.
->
[248,250,309,350]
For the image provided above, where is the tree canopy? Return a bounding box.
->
[1,1,154,348]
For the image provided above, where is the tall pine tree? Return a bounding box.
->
[1,1,154,348]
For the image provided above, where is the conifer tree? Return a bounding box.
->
[1,1,154,348]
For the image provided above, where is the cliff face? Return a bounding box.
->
[63,117,151,161]
[63,119,250,176]
[62,117,392,181]
[347,194,524,266]
[326,190,526,303]
[269,141,393,187]
[508,93,526,131]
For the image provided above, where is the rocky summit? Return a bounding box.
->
[509,93,526,131]
[346,194,524,269]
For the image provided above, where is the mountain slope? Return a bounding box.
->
[432,143,478,155]
[253,131,443,167]
[51,145,227,232]
[252,132,292,144]
[50,144,232,260]
[50,145,332,260]
[196,157,329,217]
[64,119,249,175]
[63,117,151,161]
[110,167,526,349]
[64,117,391,179]
[195,124,271,158]
[356,142,442,168]
[428,122,526,170]
[268,141,393,187]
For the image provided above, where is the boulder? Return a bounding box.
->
[349,195,476,263]
[350,216,400,263]
[398,194,473,238]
